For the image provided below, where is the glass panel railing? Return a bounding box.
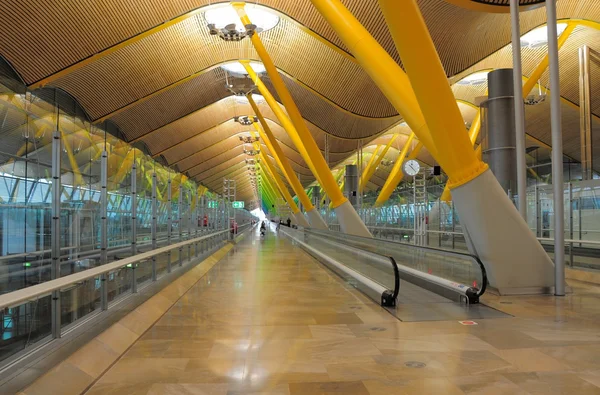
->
[282,227,399,307]
[308,229,486,292]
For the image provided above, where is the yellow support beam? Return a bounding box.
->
[259,165,282,203]
[29,8,206,89]
[248,126,298,214]
[248,95,316,212]
[374,134,416,207]
[378,0,486,188]
[241,63,323,189]
[260,152,301,214]
[359,134,399,193]
[440,22,576,202]
[235,5,348,210]
[308,0,438,158]
[522,22,576,96]
[358,145,381,193]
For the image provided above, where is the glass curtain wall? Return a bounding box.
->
[0,74,247,362]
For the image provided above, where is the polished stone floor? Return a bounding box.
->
[85,228,600,394]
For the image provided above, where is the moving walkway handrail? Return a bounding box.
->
[314,228,487,300]
[281,227,400,307]
[0,229,230,310]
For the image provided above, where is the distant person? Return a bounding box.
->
[286,217,291,227]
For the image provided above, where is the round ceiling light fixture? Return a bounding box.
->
[456,71,490,86]
[204,4,280,33]
[221,61,266,76]
[520,23,567,48]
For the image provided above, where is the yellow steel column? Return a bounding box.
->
[259,164,281,202]
[358,145,380,193]
[242,64,323,188]
[235,4,371,236]
[377,0,486,187]
[523,22,575,96]
[307,0,439,157]
[375,134,416,206]
[253,124,316,228]
[360,134,398,193]
[260,152,300,214]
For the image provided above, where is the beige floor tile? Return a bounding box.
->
[492,348,570,372]
[28,232,600,395]
[451,375,529,395]
[288,380,369,395]
[147,383,229,394]
[66,338,119,378]
[86,382,154,395]
[503,371,600,395]
[397,377,465,395]
[325,359,388,381]
[23,362,93,395]
[309,324,356,340]
[96,358,189,384]
[96,322,140,354]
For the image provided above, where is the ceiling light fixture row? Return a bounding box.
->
[239,136,260,144]
[235,116,258,126]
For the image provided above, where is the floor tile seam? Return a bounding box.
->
[79,242,235,394]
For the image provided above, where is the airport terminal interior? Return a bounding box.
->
[2,0,600,393]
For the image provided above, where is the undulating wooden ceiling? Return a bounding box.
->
[0,0,599,202]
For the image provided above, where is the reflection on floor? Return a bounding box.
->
[85,228,600,394]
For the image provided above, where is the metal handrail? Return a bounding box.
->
[314,228,486,301]
[281,227,399,307]
[0,230,200,263]
[0,230,230,310]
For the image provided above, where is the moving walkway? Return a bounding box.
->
[280,227,507,322]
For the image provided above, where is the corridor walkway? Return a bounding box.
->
[84,228,600,394]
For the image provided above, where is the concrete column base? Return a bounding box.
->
[334,200,372,238]
[451,170,554,294]
[306,208,328,230]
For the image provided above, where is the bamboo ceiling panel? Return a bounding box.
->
[186,146,246,175]
[187,137,311,178]
[199,157,247,183]
[450,25,600,116]
[37,15,395,121]
[106,69,393,145]
[2,0,597,89]
[524,99,600,168]
[262,76,401,140]
[108,69,229,141]
[175,131,310,175]
[190,145,312,181]
[535,26,600,117]
[141,95,361,156]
